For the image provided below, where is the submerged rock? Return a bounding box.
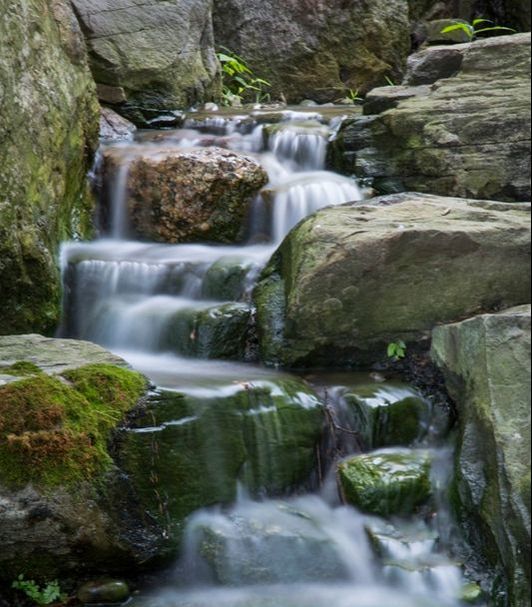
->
[331,34,531,202]
[103,146,268,244]
[71,0,220,115]
[0,0,99,334]
[431,305,531,604]
[0,336,158,581]
[213,0,411,103]
[339,449,433,517]
[118,376,324,555]
[255,193,531,367]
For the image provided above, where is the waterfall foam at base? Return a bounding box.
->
[60,107,477,607]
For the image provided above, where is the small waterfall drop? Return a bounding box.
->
[60,106,475,607]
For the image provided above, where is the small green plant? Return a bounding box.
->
[441,18,516,41]
[384,75,397,87]
[387,340,407,361]
[12,575,66,605]
[346,88,364,103]
[217,48,271,106]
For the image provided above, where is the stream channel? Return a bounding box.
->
[60,107,480,607]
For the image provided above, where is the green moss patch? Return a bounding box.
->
[0,361,44,376]
[0,364,146,488]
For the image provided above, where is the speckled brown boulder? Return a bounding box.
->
[103,146,268,244]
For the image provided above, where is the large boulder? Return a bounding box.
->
[330,34,531,202]
[0,0,99,335]
[102,146,268,244]
[70,0,220,117]
[213,0,411,103]
[254,193,531,367]
[431,306,531,605]
[118,375,324,556]
[0,335,159,581]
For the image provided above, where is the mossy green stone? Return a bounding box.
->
[78,579,130,604]
[0,364,146,488]
[339,449,432,517]
[119,378,324,553]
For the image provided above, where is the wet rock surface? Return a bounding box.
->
[432,305,532,604]
[102,146,268,244]
[331,34,531,202]
[255,193,531,367]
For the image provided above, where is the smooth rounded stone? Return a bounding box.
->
[70,0,219,114]
[213,0,411,103]
[431,305,531,604]
[119,376,324,553]
[255,193,531,367]
[100,107,137,142]
[162,303,254,360]
[78,579,130,604]
[338,449,433,517]
[0,0,99,335]
[103,146,268,244]
[344,383,432,449]
[363,85,431,115]
[331,34,531,202]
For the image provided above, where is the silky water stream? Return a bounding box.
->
[61,108,477,607]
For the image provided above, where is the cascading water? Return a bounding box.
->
[60,107,477,607]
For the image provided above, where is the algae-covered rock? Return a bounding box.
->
[331,34,531,202]
[0,336,158,581]
[0,0,99,334]
[344,384,433,449]
[103,146,268,244]
[119,376,324,553]
[339,449,433,517]
[213,0,411,103]
[71,0,220,115]
[431,305,531,605]
[255,193,531,367]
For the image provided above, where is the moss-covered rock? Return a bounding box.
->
[339,449,433,517]
[344,383,433,449]
[102,146,268,244]
[331,34,531,202]
[118,376,324,555]
[0,336,158,581]
[431,305,531,604]
[255,193,531,368]
[0,0,99,335]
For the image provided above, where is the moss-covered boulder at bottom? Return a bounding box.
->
[431,305,531,605]
[339,449,433,517]
[118,376,324,556]
[344,383,433,450]
[0,0,99,335]
[0,336,160,581]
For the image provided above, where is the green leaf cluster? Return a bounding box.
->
[217,48,271,106]
[387,340,407,361]
[441,18,517,41]
[12,575,65,605]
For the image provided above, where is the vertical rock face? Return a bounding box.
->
[213,0,411,103]
[0,0,99,335]
[71,0,220,114]
[431,306,531,605]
